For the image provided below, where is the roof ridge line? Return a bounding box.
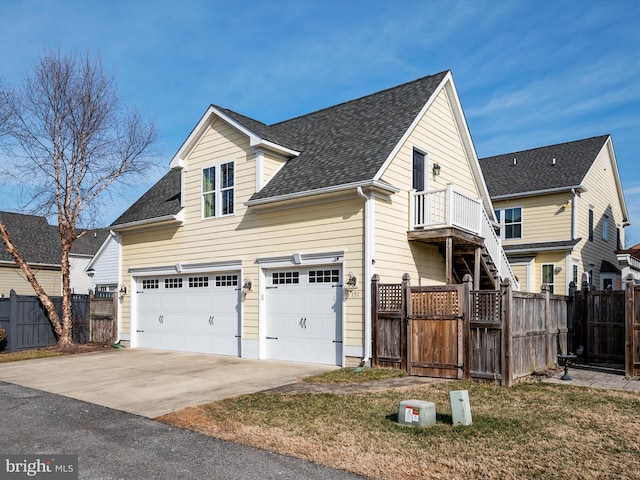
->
[480,134,610,160]
[269,70,450,127]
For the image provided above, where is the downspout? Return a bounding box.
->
[109,230,123,344]
[571,188,578,240]
[357,187,374,366]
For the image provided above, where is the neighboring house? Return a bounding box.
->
[70,228,110,293]
[85,231,121,294]
[615,243,640,286]
[0,211,108,296]
[110,70,518,367]
[0,211,61,297]
[479,135,629,294]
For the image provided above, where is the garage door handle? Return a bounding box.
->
[266,336,278,340]
[333,340,343,343]
[136,330,144,333]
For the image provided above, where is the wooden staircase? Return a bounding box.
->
[450,245,499,290]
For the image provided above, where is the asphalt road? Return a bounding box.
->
[0,382,363,480]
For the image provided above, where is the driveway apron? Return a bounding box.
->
[0,349,336,417]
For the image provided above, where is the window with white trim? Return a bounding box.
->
[202,161,234,218]
[602,214,609,240]
[542,264,555,294]
[496,207,522,239]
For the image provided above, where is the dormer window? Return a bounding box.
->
[203,161,234,218]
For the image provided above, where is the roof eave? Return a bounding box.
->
[492,185,586,201]
[111,211,184,233]
[245,180,400,208]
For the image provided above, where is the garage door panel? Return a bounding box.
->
[135,272,240,356]
[265,268,343,366]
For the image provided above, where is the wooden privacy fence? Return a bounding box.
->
[372,274,568,386]
[0,290,90,352]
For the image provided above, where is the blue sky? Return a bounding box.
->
[1,0,639,242]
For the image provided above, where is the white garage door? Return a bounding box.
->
[135,272,241,356]
[265,267,343,365]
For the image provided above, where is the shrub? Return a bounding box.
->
[0,326,5,342]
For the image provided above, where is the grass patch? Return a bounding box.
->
[159,380,640,479]
[303,366,406,384]
[0,349,65,363]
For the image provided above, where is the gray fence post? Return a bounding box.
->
[9,289,17,352]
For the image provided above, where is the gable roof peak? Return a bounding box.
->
[270,70,452,128]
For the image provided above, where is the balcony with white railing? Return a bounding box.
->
[410,183,519,290]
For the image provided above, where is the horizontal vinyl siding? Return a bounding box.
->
[574,143,625,287]
[532,251,567,294]
[91,237,120,287]
[120,121,366,348]
[376,87,477,284]
[510,264,529,292]
[0,266,61,297]
[495,192,572,245]
[381,87,478,198]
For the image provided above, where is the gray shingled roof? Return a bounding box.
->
[111,169,182,226]
[249,71,448,200]
[112,71,449,226]
[479,135,609,197]
[0,211,60,265]
[71,228,110,256]
[503,239,581,252]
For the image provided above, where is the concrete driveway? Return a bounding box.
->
[0,349,336,418]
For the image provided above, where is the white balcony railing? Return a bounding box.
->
[411,184,519,290]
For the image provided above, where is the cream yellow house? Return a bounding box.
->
[0,211,61,297]
[0,211,109,297]
[111,70,518,366]
[479,135,629,294]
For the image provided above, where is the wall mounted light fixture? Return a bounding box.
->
[242,279,252,293]
[345,272,357,291]
[119,286,127,296]
[432,162,441,176]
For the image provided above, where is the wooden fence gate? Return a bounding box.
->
[407,284,468,379]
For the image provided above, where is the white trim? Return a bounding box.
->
[541,263,555,293]
[201,160,236,220]
[257,251,345,269]
[129,260,242,277]
[496,206,523,240]
[357,187,375,364]
[170,105,299,170]
[565,253,572,295]
[492,185,587,200]
[245,180,399,208]
[254,149,265,192]
[111,212,184,232]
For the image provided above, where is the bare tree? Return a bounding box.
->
[0,51,157,349]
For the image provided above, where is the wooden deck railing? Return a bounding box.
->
[411,184,519,290]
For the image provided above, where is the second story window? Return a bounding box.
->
[496,207,522,240]
[602,214,609,241]
[588,208,594,241]
[203,161,234,218]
